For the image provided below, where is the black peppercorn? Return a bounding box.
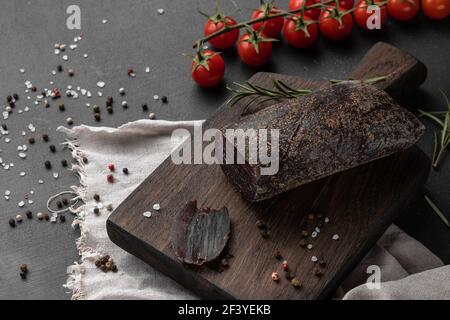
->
[42,134,49,142]
[20,272,27,280]
[82,156,88,164]
[59,103,65,111]
[141,104,148,111]
[60,215,66,223]
[122,168,129,175]
[9,218,16,227]
[62,198,69,206]
[61,159,68,167]
[49,145,56,153]
[44,213,50,221]
[256,220,266,229]
[274,251,282,260]
[93,194,100,202]
[13,93,19,100]
[106,97,113,106]
[6,95,12,102]
[1,124,7,130]
[93,105,100,113]
[20,264,28,273]
[93,208,100,215]
[57,65,63,72]
[94,113,101,122]
[28,137,35,145]
[56,201,63,209]
[44,101,50,108]
[41,91,47,97]
[161,96,168,103]
[8,101,15,108]
[26,211,32,219]
[107,106,113,114]
[44,160,52,170]
[68,69,74,77]
[31,86,37,92]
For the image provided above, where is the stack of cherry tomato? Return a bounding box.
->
[192,0,450,87]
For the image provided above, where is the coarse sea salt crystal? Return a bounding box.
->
[153,95,159,100]
[19,152,27,159]
[307,244,313,250]
[62,55,68,61]
[157,8,165,15]
[70,44,77,50]
[143,211,152,218]
[145,67,150,73]
[83,53,88,58]
[53,172,59,179]
[18,201,25,207]
[332,234,340,241]
[19,68,25,73]
[311,256,318,262]
[96,81,105,88]
[102,19,108,24]
[38,179,44,184]
[19,171,26,177]
[153,203,160,211]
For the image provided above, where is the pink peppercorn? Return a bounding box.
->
[107,174,114,183]
[282,260,289,271]
[107,163,115,172]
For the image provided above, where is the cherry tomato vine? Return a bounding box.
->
[190,0,449,87]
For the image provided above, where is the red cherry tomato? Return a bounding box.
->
[251,5,285,38]
[237,33,273,67]
[282,15,318,48]
[353,0,388,29]
[422,0,450,19]
[319,7,354,40]
[204,16,240,49]
[191,50,225,87]
[288,0,322,19]
[339,0,355,10]
[387,0,420,20]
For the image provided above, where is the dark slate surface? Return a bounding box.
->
[0,0,449,300]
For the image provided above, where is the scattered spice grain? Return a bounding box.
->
[271,272,280,282]
[291,278,302,288]
[9,218,16,227]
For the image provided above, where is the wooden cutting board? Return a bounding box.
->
[107,42,430,299]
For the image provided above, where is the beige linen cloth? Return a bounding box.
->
[59,119,450,300]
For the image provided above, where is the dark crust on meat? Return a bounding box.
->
[220,81,425,202]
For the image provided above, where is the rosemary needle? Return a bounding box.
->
[226,76,387,106]
[424,195,450,228]
[418,90,450,169]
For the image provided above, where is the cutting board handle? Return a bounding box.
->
[348,42,427,100]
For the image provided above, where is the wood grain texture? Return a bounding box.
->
[107,42,430,300]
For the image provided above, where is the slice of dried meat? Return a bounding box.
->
[171,201,231,266]
[220,81,425,202]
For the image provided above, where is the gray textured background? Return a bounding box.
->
[0,0,449,299]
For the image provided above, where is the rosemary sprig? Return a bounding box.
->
[418,90,450,169]
[226,76,387,106]
[424,194,450,228]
